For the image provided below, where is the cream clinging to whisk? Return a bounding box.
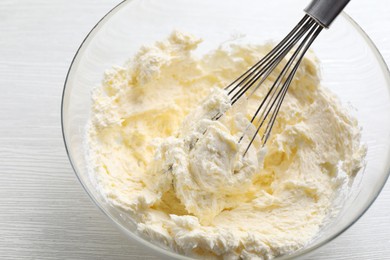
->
[220,0,350,154]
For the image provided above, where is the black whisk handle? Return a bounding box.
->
[304,0,350,28]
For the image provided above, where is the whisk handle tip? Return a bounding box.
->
[304,0,350,28]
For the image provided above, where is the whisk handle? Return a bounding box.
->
[304,0,350,28]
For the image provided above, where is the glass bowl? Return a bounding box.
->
[61,0,390,259]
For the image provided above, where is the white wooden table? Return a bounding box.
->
[1,0,389,259]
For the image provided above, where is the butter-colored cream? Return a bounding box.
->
[86,31,366,259]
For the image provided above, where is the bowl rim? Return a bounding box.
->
[61,0,390,259]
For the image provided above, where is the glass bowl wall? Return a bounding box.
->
[62,0,390,258]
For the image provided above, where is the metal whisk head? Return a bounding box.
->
[225,15,322,155]
[220,0,350,155]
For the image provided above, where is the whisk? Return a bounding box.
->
[220,0,350,155]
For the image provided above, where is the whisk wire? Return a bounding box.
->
[246,17,317,98]
[225,15,310,93]
[261,25,323,146]
[255,21,321,130]
[210,0,350,158]
[228,17,317,106]
[235,16,323,155]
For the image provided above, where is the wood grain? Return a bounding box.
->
[0,0,389,259]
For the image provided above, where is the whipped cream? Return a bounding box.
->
[148,87,265,224]
[86,31,366,259]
